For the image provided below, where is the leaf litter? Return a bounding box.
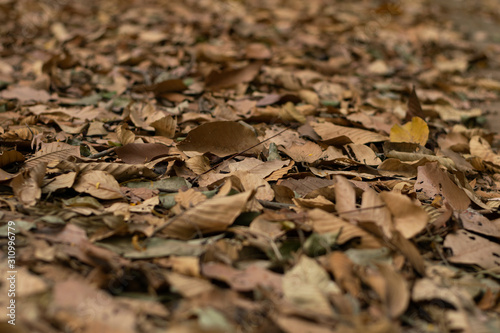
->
[1,0,500,332]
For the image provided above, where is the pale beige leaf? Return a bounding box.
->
[309,209,383,248]
[380,191,428,239]
[282,256,339,316]
[73,170,124,199]
[470,135,500,166]
[346,143,381,166]
[42,171,77,193]
[334,176,356,216]
[185,155,211,175]
[87,121,108,136]
[360,263,409,318]
[232,170,274,201]
[116,124,136,145]
[175,188,207,209]
[150,115,177,138]
[293,195,335,212]
[281,141,322,163]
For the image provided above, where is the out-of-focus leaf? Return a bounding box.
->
[0,150,24,168]
[10,163,46,206]
[390,116,429,146]
[205,61,263,89]
[76,162,158,181]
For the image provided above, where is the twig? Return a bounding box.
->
[258,200,294,210]
[88,146,117,159]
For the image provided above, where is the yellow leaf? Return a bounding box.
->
[390,117,429,146]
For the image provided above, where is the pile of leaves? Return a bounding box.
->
[1,0,500,332]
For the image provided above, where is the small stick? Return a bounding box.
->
[88,146,117,159]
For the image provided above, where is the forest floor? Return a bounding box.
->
[2,0,500,332]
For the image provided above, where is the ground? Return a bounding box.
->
[1,0,500,332]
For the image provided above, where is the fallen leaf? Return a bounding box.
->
[415,162,470,211]
[73,170,124,199]
[178,121,261,157]
[205,61,263,89]
[158,191,253,239]
[380,191,428,239]
[444,230,500,270]
[282,256,339,316]
[390,117,429,146]
[115,143,170,164]
[10,163,46,206]
[312,121,388,145]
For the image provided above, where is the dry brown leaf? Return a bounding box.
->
[178,121,261,157]
[25,142,81,169]
[470,135,500,166]
[334,176,357,217]
[150,115,177,138]
[51,280,136,333]
[0,85,52,103]
[164,272,214,298]
[311,121,388,145]
[359,263,409,318]
[42,171,77,193]
[115,143,170,164]
[116,124,136,145]
[444,230,500,270]
[158,191,252,239]
[415,162,470,211]
[201,262,282,293]
[346,143,381,166]
[282,256,339,316]
[328,251,361,297]
[377,157,432,178]
[459,209,500,239]
[205,61,263,89]
[293,195,335,212]
[279,102,306,123]
[0,150,24,168]
[309,209,383,248]
[231,170,274,201]
[185,155,211,175]
[1,126,41,141]
[10,163,46,206]
[77,162,158,181]
[389,231,426,276]
[380,192,428,239]
[73,170,124,200]
[281,141,323,163]
[175,188,207,210]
